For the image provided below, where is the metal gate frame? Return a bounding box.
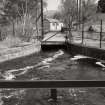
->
[0,80,104,88]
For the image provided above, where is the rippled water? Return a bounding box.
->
[0,50,105,105]
[0,49,105,80]
[0,50,65,80]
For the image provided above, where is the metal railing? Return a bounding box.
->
[42,31,60,42]
[70,19,105,49]
[0,80,104,101]
[0,80,104,88]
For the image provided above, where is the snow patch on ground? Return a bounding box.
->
[70,55,91,60]
[70,55,105,68]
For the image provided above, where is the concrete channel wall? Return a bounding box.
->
[66,43,105,60]
[41,44,66,51]
[41,42,105,61]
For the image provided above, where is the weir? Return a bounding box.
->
[41,41,105,61]
[66,42,105,61]
[41,31,105,61]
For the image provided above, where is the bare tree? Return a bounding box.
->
[0,0,47,41]
[62,0,77,28]
[61,0,77,41]
[81,0,97,22]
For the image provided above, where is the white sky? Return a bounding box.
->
[46,0,98,10]
[47,0,60,10]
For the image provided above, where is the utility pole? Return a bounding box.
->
[77,0,78,23]
[79,0,81,28]
[77,0,82,29]
[41,0,44,39]
[36,0,39,39]
[81,0,84,44]
[100,19,102,48]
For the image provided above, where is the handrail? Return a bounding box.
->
[43,31,60,42]
[0,80,104,101]
[42,41,65,44]
[72,30,105,34]
[0,80,104,88]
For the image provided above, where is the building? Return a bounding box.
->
[43,18,64,33]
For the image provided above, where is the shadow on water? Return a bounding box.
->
[70,55,105,68]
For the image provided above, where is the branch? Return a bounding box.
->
[22,3,25,16]
[17,6,23,19]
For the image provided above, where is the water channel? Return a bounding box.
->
[0,49,105,105]
[0,49,105,80]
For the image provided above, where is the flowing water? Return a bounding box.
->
[0,49,105,80]
[0,50,105,105]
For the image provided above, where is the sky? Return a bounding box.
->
[47,0,60,10]
[46,0,99,11]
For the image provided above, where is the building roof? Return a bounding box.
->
[44,18,62,23]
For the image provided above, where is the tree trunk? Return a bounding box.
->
[36,5,39,39]
[12,20,15,37]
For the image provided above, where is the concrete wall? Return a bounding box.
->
[66,43,105,60]
[41,42,105,60]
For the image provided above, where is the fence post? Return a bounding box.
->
[41,0,44,39]
[82,21,84,44]
[12,20,15,37]
[100,19,102,48]
[50,89,57,101]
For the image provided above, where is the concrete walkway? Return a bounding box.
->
[43,32,66,42]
